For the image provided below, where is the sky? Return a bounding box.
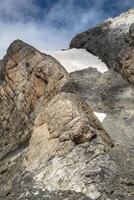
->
[0,0,134,58]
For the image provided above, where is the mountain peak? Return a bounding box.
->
[0,8,134,200]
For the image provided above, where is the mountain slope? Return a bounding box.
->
[0,40,115,200]
[0,8,134,200]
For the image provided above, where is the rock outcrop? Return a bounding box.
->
[0,40,69,161]
[70,8,134,79]
[0,40,116,200]
[118,23,134,84]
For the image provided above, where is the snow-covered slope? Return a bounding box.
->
[108,8,134,32]
[46,48,108,73]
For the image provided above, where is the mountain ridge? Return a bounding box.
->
[0,8,134,200]
[70,8,134,84]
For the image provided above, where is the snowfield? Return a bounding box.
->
[46,48,108,73]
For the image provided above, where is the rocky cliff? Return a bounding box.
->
[70,8,134,84]
[0,8,134,200]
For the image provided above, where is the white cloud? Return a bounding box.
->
[0,0,38,20]
[0,20,71,57]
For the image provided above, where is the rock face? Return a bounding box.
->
[0,9,134,200]
[71,67,134,151]
[70,8,134,77]
[0,40,69,161]
[129,23,134,41]
[0,40,116,200]
[0,60,4,84]
[118,23,134,84]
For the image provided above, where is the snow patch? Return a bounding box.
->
[94,112,107,123]
[45,48,108,73]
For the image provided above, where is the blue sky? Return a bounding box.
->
[0,0,134,58]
